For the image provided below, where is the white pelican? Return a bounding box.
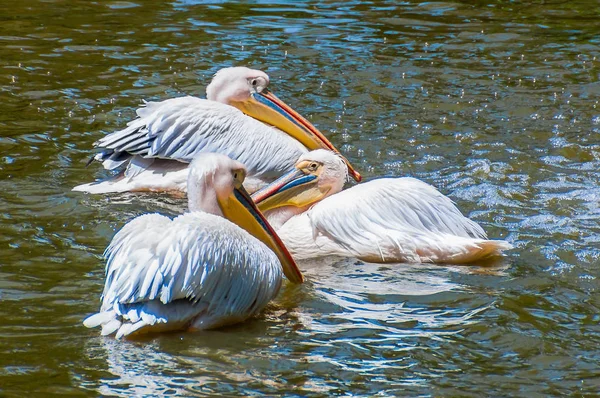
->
[252,150,512,264]
[73,67,360,194]
[83,153,304,338]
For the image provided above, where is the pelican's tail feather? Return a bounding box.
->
[72,176,129,194]
[83,300,207,339]
[83,310,116,329]
[444,238,512,264]
[73,159,188,194]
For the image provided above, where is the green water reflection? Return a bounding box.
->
[1,0,600,396]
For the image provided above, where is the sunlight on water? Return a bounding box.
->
[1,0,600,395]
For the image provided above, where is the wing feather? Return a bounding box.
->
[286,178,490,261]
[96,212,282,333]
[309,178,486,240]
[94,96,305,180]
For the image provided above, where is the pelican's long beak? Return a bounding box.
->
[229,90,362,182]
[220,184,304,284]
[251,169,326,212]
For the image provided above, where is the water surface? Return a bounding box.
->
[1,0,600,396]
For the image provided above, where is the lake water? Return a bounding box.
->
[1,0,599,396]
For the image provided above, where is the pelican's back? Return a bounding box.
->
[279,178,511,263]
[95,97,306,181]
[84,212,282,338]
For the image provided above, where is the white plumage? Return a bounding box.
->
[85,213,281,337]
[73,67,359,194]
[84,153,303,338]
[256,150,512,264]
[74,98,304,193]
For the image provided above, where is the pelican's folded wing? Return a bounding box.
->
[93,96,304,180]
[100,212,281,321]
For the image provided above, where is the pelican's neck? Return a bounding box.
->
[206,80,242,105]
[206,89,229,105]
[264,205,310,230]
[188,182,223,216]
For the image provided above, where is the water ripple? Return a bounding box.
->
[2,0,600,395]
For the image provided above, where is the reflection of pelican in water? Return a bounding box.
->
[74,67,360,194]
[93,338,190,397]
[253,150,512,264]
[90,325,295,396]
[84,153,303,338]
[289,257,494,338]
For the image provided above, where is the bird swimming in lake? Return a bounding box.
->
[252,150,512,264]
[83,153,304,338]
[73,66,360,194]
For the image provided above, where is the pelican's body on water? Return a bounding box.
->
[253,150,512,264]
[84,153,303,338]
[73,67,360,194]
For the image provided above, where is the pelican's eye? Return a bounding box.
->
[308,162,319,172]
[233,169,246,184]
[250,77,268,93]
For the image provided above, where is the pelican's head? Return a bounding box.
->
[205,66,361,182]
[188,153,304,284]
[251,149,347,212]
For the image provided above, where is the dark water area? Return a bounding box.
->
[1,0,599,396]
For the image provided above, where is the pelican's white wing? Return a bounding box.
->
[95,96,306,181]
[84,212,282,338]
[279,178,511,263]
